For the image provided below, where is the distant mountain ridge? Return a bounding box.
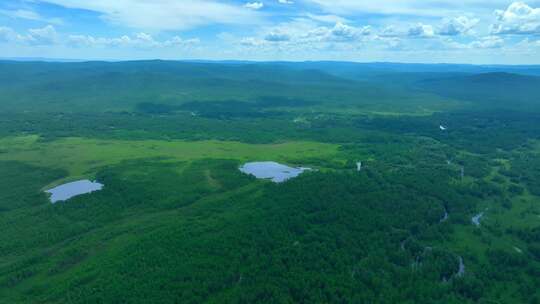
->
[417,72,540,110]
[0,57,87,62]
[2,58,540,75]
[1,60,540,113]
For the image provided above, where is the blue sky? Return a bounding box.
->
[0,0,540,63]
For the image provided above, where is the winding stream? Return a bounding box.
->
[472,212,484,227]
[456,256,465,278]
[440,207,449,223]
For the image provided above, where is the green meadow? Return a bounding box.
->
[0,136,340,178]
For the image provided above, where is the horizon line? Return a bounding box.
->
[2,57,540,67]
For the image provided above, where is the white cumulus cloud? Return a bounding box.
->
[1,24,199,49]
[439,16,479,35]
[27,25,58,45]
[68,33,199,48]
[239,20,372,53]
[378,26,401,38]
[445,36,505,49]
[264,31,291,42]
[408,23,435,38]
[0,25,59,45]
[328,22,371,40]
[492,2,540,35]
[470,36,505,48]
[245,2,264,10]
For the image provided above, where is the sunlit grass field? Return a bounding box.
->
[0,135,341,178]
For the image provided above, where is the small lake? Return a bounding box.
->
[239,161,311,183]
[46,180,103,203]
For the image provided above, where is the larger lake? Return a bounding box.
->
[46,180,104,203]
[239,161,310,183]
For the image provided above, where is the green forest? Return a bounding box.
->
[0,61,539,303]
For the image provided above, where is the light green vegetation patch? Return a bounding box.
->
[439,152,540,278]
[0,136,341,180]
